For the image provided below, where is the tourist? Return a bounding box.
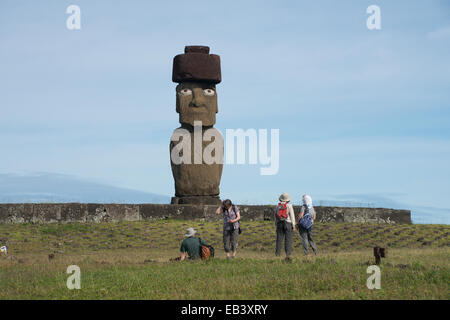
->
[298,194,318,256]
[275,193,296,260]
[180,227,207,260]
[216,199,241,259]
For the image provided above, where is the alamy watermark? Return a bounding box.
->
[366,265,381,289]
[66,5,81,30]
[66,265,81,290]
[366,5,381,30]
[65,5,381,31]
[170,121,279,175]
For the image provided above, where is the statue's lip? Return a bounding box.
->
[188,109,208,114]
[188,105,208,109]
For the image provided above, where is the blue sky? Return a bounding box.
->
[0,1,449,223]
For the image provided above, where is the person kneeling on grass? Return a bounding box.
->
[180,227,207,261]
[298,194,318,256]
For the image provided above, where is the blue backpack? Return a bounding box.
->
[299,206,313,229]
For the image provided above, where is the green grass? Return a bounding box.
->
[0,220,449,299]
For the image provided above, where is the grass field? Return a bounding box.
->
[0,220,449,299]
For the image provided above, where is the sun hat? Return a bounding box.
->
[302,194,313,208]
[279,192,291,202]
[184,227,197,237]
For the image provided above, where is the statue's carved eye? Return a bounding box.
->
[179,88,192,96]
[203,89,215,96]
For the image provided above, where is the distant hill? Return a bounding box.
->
[0,173,171,204]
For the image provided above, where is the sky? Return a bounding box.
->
[0,1,449,223]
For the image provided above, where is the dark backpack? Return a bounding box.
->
[276,202,288,220]
[299,206,314,229]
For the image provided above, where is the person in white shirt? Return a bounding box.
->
[298,194,318,255]
[274,192,296,260]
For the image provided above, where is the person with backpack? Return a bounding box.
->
[216,199,241,260]
[275,193,296,260]
[298,194,318,256]
[180,227,212,260]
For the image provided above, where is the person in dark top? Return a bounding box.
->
[180,227,207,260]
[215,199,241,259]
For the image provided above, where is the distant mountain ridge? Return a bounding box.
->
[0,172,171,204]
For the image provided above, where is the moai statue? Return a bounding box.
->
[169,46,224,205]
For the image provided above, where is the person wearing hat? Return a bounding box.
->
[180,227,208,261]
[275,193,296,259]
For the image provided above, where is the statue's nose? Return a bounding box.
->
[189,100,199,107]
[190,90,204,107]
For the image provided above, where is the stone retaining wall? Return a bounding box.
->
[0,203,411,224]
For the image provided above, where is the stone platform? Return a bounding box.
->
[0,203,411,224]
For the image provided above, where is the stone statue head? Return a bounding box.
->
[172,46,221,127]
[175,81,217,126]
